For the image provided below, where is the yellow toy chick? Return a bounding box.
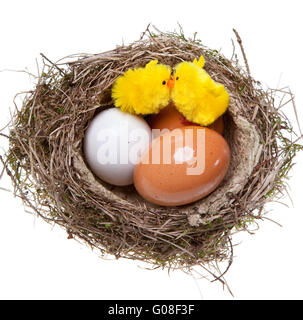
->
[169,56,229,126]
[112,60,172,115]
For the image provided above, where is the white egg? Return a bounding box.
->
[84,108,152,186]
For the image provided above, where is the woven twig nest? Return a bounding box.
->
[2,27,302,282]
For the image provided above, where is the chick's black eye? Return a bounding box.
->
[162,80,166,85]
[176,77,179,80]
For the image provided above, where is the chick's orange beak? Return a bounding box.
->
[167,75,175,89]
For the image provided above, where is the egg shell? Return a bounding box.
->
[207,116,224,135]
[149,102,224,135]
[134,126,230,206]
[84,108,152,186]
[148,102,186,131]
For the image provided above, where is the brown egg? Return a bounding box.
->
[207,116,224,135]
[149,102,224,135]
[134,126,230,206]
[149,102,189,131]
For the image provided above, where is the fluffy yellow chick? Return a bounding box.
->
[170,56,229,126]
[112,60,172,115]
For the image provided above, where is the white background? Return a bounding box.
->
[0,0,303,300]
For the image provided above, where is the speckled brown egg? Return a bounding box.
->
[134,126,230,206]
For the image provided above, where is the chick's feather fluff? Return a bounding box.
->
[112,60,171,115]
[172,56,229,126]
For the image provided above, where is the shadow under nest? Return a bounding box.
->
[2,28,301,282]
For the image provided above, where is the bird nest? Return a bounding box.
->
[1,27,302,284]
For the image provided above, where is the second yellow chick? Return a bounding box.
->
[170,56,229,126]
